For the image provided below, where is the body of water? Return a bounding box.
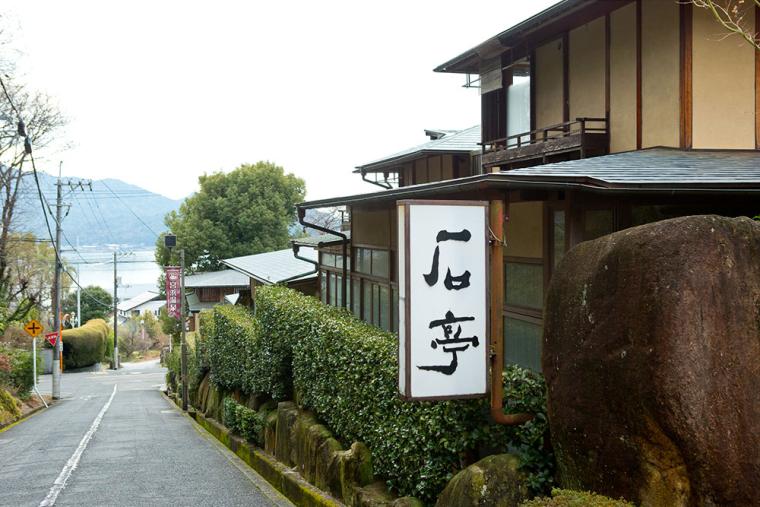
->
[63,248,161,301]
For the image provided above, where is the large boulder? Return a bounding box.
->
[543,215,760,506]
[435,454,528,507]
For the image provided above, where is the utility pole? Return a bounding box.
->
[113,251,119,370]
[180,249,188,411]
[76,266,81,327]
[51,173,63,399]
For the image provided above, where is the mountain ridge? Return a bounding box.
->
[17,172,182,247]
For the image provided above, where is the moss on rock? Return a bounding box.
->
[435,454,528,507]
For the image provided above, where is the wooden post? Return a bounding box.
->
[489,199,532,426]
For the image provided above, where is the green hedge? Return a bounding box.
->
[521,489,635,507]
[207,306,258,391]
[223,397,266,445]
[202,286,551,503]
[61,319,109,369]
[0,344,36,398]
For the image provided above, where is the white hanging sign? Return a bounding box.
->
[398,200,489,400]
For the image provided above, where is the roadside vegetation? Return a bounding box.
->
[167,286,553,504]
[117,312,167,362]
[0,343,37,426]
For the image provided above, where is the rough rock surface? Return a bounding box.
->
[435,454,528,507]
[543,215,760,506]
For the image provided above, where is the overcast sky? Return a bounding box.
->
[4,1,556,201]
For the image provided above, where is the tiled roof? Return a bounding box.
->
[117,291,159,312]
[504,148,760,186]
[297,148,760,210]
[132,300,165,313]
[186,292,221,313]
[355,126,480,173]
[291,231,350,248]
[184,269,249,289]
[221,248,318,285]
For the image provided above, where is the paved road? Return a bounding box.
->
[0,360,292,507]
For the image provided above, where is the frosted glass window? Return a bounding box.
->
[379,286,390,331]
[507,75,531,144]
[352,279,361,318]
[553,211,565,268]
[505,262,543,310]
[504,317,542,372]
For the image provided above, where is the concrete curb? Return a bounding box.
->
[162,391,343,507]
[0,401,51,434]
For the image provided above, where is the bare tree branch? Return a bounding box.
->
[691,0,760,51]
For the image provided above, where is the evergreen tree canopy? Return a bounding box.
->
[63,285,113,325]
[155,162,305,271]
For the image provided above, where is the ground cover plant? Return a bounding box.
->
[0,344,35,398]
[187,286,553,503]
[521,488,635,507]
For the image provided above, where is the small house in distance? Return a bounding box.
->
[117,290,163,322]
[184,269,249,330]
[222,247,319,305]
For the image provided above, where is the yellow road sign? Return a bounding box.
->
[24,319,43,337]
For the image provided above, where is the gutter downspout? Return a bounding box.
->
[489,199,533,426]
[361,169,392,190]
[297,206,349,309]
[280,243,319,284]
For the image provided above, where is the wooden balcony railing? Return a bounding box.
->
[481,117,609,169]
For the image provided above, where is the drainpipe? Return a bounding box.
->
[489,199,533,426]
[281,243,319,284]
[361,169,392,190]
[297,206,348,309]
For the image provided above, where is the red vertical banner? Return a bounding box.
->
[165,266,181,319]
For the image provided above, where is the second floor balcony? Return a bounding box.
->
[482,117,609,170]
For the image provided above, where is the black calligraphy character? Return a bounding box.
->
[422,229,472,289]
[417,310,479,375]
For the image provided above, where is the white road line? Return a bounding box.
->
[39,384,117,507]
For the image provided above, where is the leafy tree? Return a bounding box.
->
[0,233,68,332]
[159,305,181,346]
[0,77,65,332]
[154,162,305,271]
[62,285,113,325]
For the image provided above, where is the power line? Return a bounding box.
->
[0,77,112,311]
[100,180,160,237]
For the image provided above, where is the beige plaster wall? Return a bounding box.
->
[352,206,391,248]
[569,17,606,121]
[692,5,755,149]
[609,2,637,152]
[641,0,680,148]
[535,38,565,129]
[505,201,544,259]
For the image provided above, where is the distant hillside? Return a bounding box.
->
[17,172,182,247]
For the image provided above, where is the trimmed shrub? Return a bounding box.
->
[165,346,180,393]
[197,310,213,372]
[0,345,36,398]
[61,319,109,369]
[223,397,265,445]
[521,488,635,507]
[207,306,258,391]
[214,286,551,503]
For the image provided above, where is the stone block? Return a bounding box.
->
[435,454,528,507]
[275,401,299,466]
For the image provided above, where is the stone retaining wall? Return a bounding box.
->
[186,372,421,507]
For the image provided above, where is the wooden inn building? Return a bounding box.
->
[294,0,760,371]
